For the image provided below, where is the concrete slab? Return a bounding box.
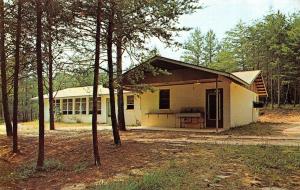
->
[128,126,226,133]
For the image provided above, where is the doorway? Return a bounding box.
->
[206,89,223,128]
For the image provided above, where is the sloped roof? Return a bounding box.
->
[123,56,249,87]
[49,86,108,99]
[34,85,129,100]
[231,70,261,85]
[123,56,268,97]
[232,70,268,97]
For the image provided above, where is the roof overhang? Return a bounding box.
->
[123,56,249,88]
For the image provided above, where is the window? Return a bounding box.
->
[75,98,87,114]
[97,97,101,114]
[62,99,73,115]
[68,99,73,114]
[89,97,101,114]
[75,98,81,114]
[62,99,68,115]
[107,98,111,117]
[127,95,134,110]
[89,98,93,114]
[81,98,87,114]
[54,99,60,113]
[159,89,170,109]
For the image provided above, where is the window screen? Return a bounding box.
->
[159,89,170,109]
[127,95,134,110]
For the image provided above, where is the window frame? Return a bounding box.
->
[89,97,101,115]
[67,99,73,115]
[126,95,135,110]
[62,99,68,115]
[54,99,60,114]
[159,89,170,109]
[75,98,81,114]
[81,98,87,114]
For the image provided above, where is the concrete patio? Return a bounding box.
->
[128,126,226,133]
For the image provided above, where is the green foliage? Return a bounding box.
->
[181,28,219,67]
[220,145,300,174]
[181,28,204,65]
[203,29,220,66]
[93,145,300,190]
[73,162,89,173]
[180,11,300,105]
[209,49,238,72]
[94,162,187,190]
[219,122,281,136]
[16,159,65,180]
[223,21,249,70]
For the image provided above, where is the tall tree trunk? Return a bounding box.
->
[12,0,22,153]
[116,38,126,131]
[47,0,54,130]
[0,0,12,137]
[107,3,121,145]
[271,70,274,109]
[208,44,212,66]
[266,62,269,106]
[24,79,28,121]
[91,0,102,166]
[36,0,45,169]
[277,60,281,107]
[284,82,290,105]
[294,84,297,107]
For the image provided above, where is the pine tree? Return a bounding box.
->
[0,0,13,137]
[203,30,219,67]
[91,0,102,165]
[181,28,204,65]
[12,0,23,153]
[36,0,45,169]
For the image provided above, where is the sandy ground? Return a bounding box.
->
[0,109,300,189]
[0,125,299,189]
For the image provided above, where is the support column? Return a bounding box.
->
[73,98,75,115]
[86,97,89,115]
[216,76,219,133]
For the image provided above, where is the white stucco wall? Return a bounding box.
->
[43,93,142,126]
[43,81,259,129]
[230,82,259,127]
[139,80,231,128]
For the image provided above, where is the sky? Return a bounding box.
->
[123,0,300,65]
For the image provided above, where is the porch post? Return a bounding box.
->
[216,76,219,132]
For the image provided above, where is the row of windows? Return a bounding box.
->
[53,90,171,116]
[54,98,101,115]
[54,96,136,115]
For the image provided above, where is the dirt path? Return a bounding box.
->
[1,122,300,189]
[2,123,300,147]
[282,122,300,136]
[133,135,300,146]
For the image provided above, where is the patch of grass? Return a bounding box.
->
[73,161,89,173]
[0,160,14,184]
[219,122,282,136]
[94,145,300,190]
[218,145,300,174]
[16,159,65,180]
[43,159,65,171]
[93,162,187,190]
[264,105,300,110]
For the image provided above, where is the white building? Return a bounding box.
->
[42,85,141,126]
[40,56,267,130]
